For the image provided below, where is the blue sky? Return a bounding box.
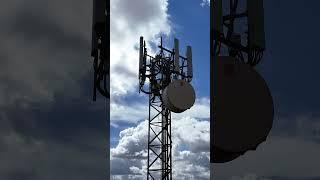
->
[167,0,210,98]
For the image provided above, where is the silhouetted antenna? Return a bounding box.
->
[212,0,266,66]
[90,0,110,178]
[213,0,223,34]
[247,0,266,50]
[91,0,109,100]
[139,36,195,179]
[186,46,193,81]
[139,37,144,73]
[139,36,147,91]
[174,38,180,78]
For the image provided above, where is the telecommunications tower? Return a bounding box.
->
[139,37,196,179]
[211,0,274,163]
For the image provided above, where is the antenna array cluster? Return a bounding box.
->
[139,37,193,95]
[213,0,266,66]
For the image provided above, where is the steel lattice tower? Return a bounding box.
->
[148,93,172,179]
[139,37,192,180]
[145,40,173,179]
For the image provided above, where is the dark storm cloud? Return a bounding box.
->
[0,128,107,180]
[1,94,106,138]
[7,9,88,52]
[268,177,320,180]
[0,97,108,180]
[0,91,108,180]
[0,0,108,179]
[269,113,320,143]
[0,0,93,106]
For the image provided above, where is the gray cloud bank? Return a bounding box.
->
[0,0,108,179]
[212,113,320,180]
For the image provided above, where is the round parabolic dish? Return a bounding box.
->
[162,80,196,113]
[213,56,274,153]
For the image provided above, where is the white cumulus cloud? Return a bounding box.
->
[200,0,210,7]
[110,96,210,125]
[111,116,210,179]
[110,0,171,96]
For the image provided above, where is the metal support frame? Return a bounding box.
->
[146,40,173,179]
[92,0,110,100]
[147,93,172,180]
[213,0,264,66]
